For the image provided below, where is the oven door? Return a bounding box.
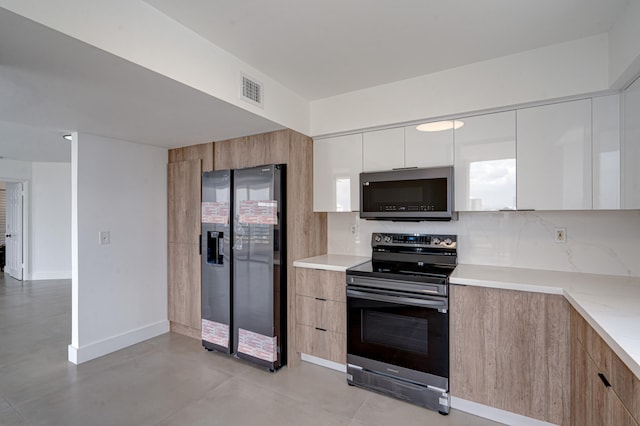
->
[346,285,449,387]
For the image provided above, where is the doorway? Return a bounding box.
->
[0,182,5,272]
[0,180,24,281]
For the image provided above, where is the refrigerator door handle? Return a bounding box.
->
[233,223,245,250]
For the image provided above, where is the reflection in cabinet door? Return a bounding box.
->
[405,124,454,168]
[517,99,592,210]
[454,111,516,211]
[313,134,363,212]
[363,128,404,172]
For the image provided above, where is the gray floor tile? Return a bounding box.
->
[156,376,351,426]
[0,273,503,426]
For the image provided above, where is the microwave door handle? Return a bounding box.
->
[347,289,447,310]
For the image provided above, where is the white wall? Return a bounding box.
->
[609,0,640,88]
[30,162,71,280]
[310,35,610,136]
[328,210,640,278]
[0,158,32,180]
[69,133,168,364]
[0,0,310,136]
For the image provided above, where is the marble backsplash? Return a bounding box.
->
[327,210,640,277]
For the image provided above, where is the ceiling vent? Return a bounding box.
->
[240,73,263,108]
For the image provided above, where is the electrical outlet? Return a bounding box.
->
[554,227,566,243]
[99,231,111,245]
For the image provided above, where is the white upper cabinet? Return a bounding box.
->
[592,94,620,210]
[622,77,640,209]
[362,128,404,172]
[517,99,592,210]
[454,111,516,211]
[362,124,454,172]
[313,134,363,212]
[405,124,454,168]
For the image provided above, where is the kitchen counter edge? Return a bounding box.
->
[451,263,640,380]
[293,254,371,272]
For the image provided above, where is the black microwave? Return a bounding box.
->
[360,166,455,221]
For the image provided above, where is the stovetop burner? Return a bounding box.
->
[347,233,458,286]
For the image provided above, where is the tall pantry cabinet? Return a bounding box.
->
[167,143,214,339]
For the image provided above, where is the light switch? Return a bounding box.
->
[99,231,111,245]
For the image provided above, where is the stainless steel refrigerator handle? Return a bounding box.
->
[347,289,447,310]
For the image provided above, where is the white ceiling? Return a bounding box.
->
[0,7,283,163]
[0,1,631,163]
[145,0,629,100]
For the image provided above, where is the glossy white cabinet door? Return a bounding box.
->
[592,94,620,210]
[313,134,363,212]
[517,99,592,210]
[454,111,516,211]
[362,127,404,172]
[405,124,454,168]
[622,77,640,209]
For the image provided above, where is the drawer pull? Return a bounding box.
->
[598,373,611,388]
[315,297,327,301]
[315,327,327,332]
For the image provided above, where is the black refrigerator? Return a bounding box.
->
[201,164,287,371]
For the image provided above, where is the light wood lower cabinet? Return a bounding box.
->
[571,307,640,426]
[450,285,570,425]
[168,242,201,331]
[294,268,346,364]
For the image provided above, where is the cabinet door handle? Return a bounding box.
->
[598,373,611,388]
[315,297,327,301]
[315,327,327,332]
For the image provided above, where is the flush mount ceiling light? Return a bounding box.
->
[63,134,72,141]
[416,120,465,132]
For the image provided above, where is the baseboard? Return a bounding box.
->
[301,353,347,373]
[68,320,170,365]
[31,271,72,280]
[451,397,557,426]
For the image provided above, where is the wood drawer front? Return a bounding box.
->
[295,324,346,364]
[572,307,613,378]
[295,268,346,302]
[296,295,346,333]
[613,353,640,425]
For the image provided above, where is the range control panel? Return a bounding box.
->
[371,232,457,249]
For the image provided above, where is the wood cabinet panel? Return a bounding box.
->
[295,268,346,302]
[612,393,640,426]
[572,307,613,378]
[214,130,289,170]
[612,347,640,424]
[571,306,640,426]
[296,295,346,333]
[450,285,570,425]
[168,142,214,172]
[545,293,572,421]
[168,242,201,330]
[295,324,346,364]
[167,160,202,244]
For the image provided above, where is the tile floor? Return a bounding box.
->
[0,273,502,425]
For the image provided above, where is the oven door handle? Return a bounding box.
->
[347,289,447,310]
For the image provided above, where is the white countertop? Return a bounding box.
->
[452,264,640,379]
[293,254,370,272]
